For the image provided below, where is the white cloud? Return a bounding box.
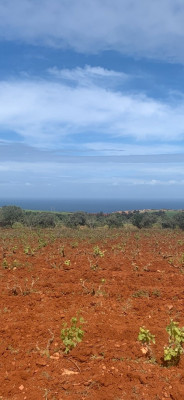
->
[1,74,184,146]
[83,142,184,156]
[48,65,127,87]
[132,179,184,186]
[1,1,184,62]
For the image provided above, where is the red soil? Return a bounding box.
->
[1,227,184,400]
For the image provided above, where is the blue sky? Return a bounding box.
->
[0,0,184,200]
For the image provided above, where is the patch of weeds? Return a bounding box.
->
[152,289,161,297]
[60,246,65,257]
[91,353,105,360]
[122,298,132,314]
[132,290,149,298]
[12,246,17,253]
[95,289,107,297]
[42,371,51,380]
[112,357,124,362]
[93,246,105,257]
[38,239,47,248]
[94,279,107,297]
[143,264,151,272]
[22,277,39,295]
[90,263,99,271]
[147,356,157,364]
[24,246,35,256]
[71,241,78,248]
[168,258,174,266]
[116,294,123,302]
[11,285,22,296]
[3,307,10,313]
[132,386,139,395]
[2,258,21,270]
[7,345,19,354]
[180,253,184,266]
[51,263,60,270]
[9,277,39,296]
[61,314,85,354]
[132,263,139,271]
[9,259,21,269]
[2,258,9,269]
[36,329,54,358]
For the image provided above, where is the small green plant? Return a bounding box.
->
[138,327,155,345]
[24,246,29,254]
[61,315,85,354]
[60,246,65,257]
[2,258,9,269]
[10,259,21,269]
[180,253,184,266]
[132,290,149,298]
[71,241,78,248]
[64,259,70,266]
[164,320,184,366]
[152,289,161,297]
[24,246,35,256]
[38,239,47,248]
[168,259,174,267]
[90,263,99,271]
[12,246,17,253]
[93,246,105,257]
[138,327,155,360]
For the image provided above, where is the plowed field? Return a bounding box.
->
[1,227,184,400]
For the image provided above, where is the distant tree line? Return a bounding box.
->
[0,205,184,230]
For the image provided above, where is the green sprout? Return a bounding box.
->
[164,320,184,366]
[138,327,155,345]
[61,315,85,354]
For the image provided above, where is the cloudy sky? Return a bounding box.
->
[1,0,184,202]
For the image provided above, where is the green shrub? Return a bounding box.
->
[164,320,184,366]
[93,245,104,257]
[138,327,155,345]
[61,315,85,354]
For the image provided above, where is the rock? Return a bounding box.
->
[62,369,79,375]
[36,359,47,367]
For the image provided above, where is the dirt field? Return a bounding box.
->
[1,226,184,400]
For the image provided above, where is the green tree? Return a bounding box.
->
[131,212,144,229]
[173,213,184,230]
[65,212,87,228]
[106,213,123,227]
[25,212,56,227]
[0,206,24,226]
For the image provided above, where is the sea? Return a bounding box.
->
[0,198,183,213]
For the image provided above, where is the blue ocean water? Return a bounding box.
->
[0,198,183,213]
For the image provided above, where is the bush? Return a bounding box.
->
[25,212,56,227]
[61,315,85,354]
[0,206,24,226]
[65,212,87,228]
